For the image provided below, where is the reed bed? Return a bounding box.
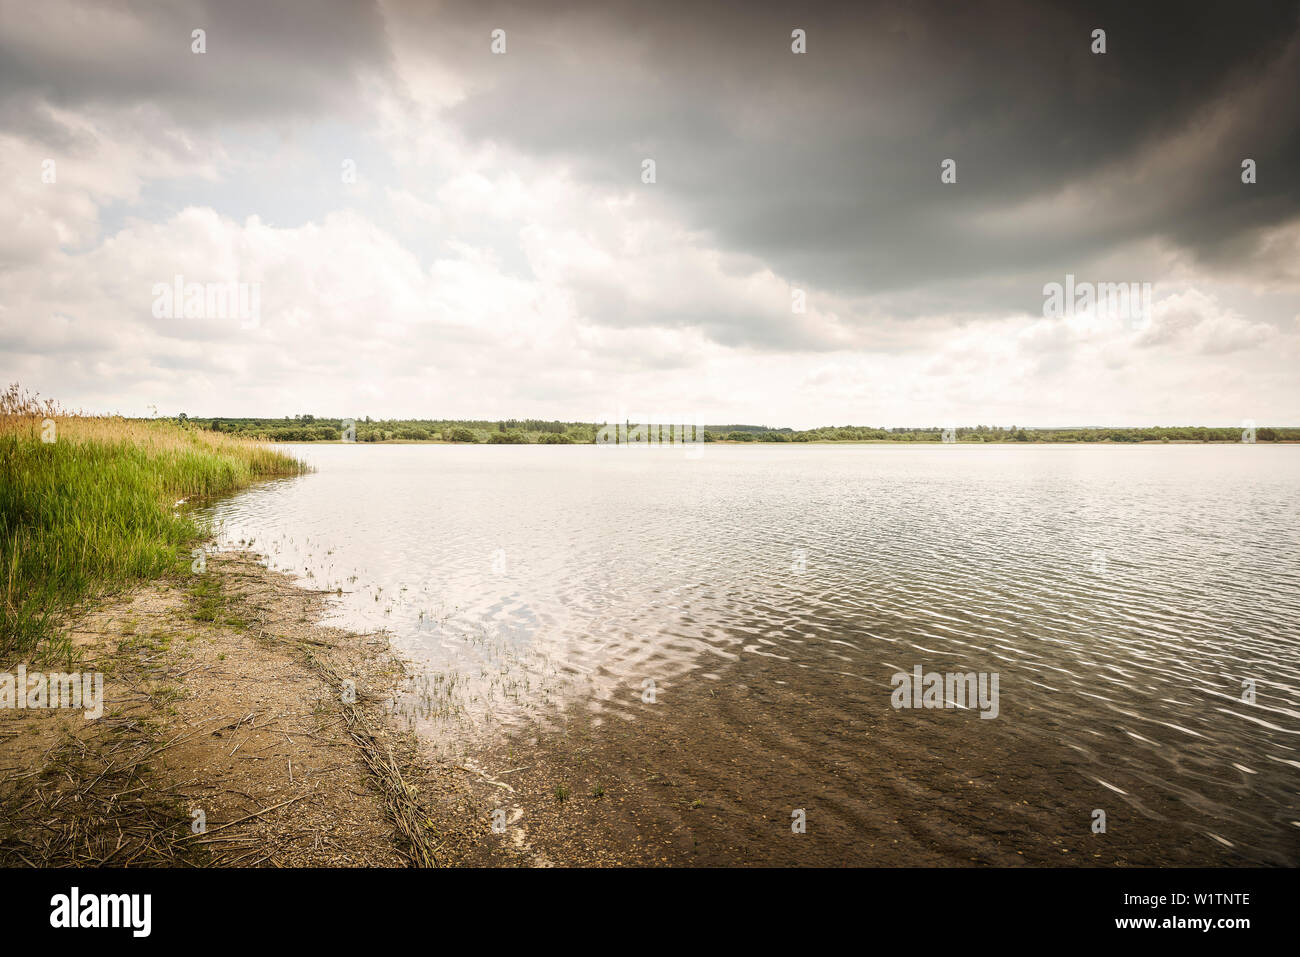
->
[0,384,307,660]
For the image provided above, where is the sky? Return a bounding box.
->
[1,0,1297,428]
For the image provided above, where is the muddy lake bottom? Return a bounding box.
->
[428,653,1271,867]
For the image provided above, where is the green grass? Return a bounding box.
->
[189,576,250,630]
[0,385,306,661]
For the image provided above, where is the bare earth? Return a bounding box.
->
[0,551,486,867]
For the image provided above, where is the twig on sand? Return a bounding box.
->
[181,795,308,840]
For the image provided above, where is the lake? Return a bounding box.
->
[201,443,1300,865]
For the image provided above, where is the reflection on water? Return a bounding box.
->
[202,443,1300,864]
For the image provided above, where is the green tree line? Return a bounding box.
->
[179,417,1299,444]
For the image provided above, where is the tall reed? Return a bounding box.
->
[0,385,307,660]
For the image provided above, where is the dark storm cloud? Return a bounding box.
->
[0,0,392,132]
[395,0,1300,305]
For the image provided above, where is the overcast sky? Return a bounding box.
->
[2,0,1297,427]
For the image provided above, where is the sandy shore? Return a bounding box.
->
[0,550,484,867]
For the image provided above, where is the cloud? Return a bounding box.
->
[395,0,1300,300]
[0,0,393,133]
[0,0,1297,425]
[1139,290,1276,355]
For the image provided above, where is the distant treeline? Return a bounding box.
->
[178,416,1299,444]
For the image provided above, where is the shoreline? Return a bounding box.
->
[4,542,1289,867]
[0,549,478,867]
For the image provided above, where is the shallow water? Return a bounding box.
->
[202,443,1300,864]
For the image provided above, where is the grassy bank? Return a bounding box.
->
[0,385,307,661]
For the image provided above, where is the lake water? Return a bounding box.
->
[202,444,1300,865]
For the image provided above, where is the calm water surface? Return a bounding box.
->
[202,444,1300,865]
